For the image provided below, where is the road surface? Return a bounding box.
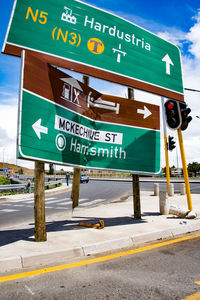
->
[1,233,200,299]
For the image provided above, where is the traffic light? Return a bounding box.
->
[179,102,192,131]
[168,136,176,151]
[164,100,181,129]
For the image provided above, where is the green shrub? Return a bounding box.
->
[0,176,10,185]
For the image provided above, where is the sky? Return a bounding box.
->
[0,0,200,172]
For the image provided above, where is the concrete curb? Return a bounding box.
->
[0,257,22,273]
[22,247,84,268]
[1,222,200,272]
[131,229,173,245]
[83,237,132,256]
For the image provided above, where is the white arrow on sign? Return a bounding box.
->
[137,106,152,119]
[32,118,48,139]
[162,54,174,75]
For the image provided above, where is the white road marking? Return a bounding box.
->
[80,199,105,206]
[0,198,103,213]
[25,284,35,295]
[0,209,19,212]
[79,198,89,202]
[45,197,57,200]
[55,207,66,210]
[46,199,69,204]
[23,200,34,203]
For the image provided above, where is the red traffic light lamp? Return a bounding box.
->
[179,102,192,131]
[164,100,181,129]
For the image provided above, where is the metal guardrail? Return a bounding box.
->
[0,180,62,192]
[0,183,26,191]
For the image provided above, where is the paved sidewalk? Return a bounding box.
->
[0,190,200,273]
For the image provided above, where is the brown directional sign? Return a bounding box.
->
[18,51,160,174]
[23,52,160,131]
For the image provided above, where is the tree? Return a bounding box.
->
[188,162,200,177]
[18,167,24,175]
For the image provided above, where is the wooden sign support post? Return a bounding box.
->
[128,88,141,219]
[71,75,90,209]
[34,161,47,242]
[71,167,81,209]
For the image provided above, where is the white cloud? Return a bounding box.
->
[157,30,187,49]
[154,10,200,167]
[186,10,200,58]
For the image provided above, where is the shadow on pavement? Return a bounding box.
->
[0,216,147,247]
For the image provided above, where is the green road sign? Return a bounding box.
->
[18,89,161,174]
[18,52,161,174]
[3,0,183,101]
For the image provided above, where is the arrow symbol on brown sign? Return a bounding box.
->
[137,106,152,119]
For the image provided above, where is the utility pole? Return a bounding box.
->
[71,75,90,209]
[34,161,47,241]
[128,87,141,219]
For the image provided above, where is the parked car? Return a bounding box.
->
[80,174,89,183]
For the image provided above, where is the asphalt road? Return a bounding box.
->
[1,233,200,299]
[0,181,132,227]
[0,180,200,227]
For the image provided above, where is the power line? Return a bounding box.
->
[184,88,200,93]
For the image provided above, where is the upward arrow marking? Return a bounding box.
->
[32,118,48,139]
[162,54,174,75]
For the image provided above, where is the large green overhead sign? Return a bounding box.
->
[3,0,184,101]
[18,52,161,174]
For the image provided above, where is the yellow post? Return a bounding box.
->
[164,133,170,195]
[162,97,170,195]
[177,128,193,211]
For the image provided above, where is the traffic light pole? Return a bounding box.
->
[177,128,193,211]
[161,97,170,195]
